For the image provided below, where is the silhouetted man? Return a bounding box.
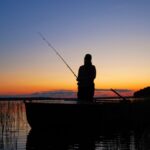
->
[77,54,96,102]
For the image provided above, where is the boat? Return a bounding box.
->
[25,98,150,130]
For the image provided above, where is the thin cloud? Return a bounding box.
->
[95,89,133,93]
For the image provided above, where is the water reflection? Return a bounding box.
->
[27,127,97,150]
[1,101,150,150]
[0,101,29,150]
[26,125,150,150]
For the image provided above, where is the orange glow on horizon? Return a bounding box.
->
[0,81,147,95]
[0,71,149,95]
[0,84,77,95]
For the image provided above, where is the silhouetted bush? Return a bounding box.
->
[134,87,150,98]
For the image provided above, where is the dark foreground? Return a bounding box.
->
[25,99,150,130]
[27,124,150,150]
[1,100,150,150]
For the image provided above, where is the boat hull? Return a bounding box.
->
[25,101,150,130]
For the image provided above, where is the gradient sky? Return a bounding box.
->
[0,0,150,95]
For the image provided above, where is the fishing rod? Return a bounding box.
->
[110,89,127,101]
[95,89,128,102]
[38,32,77,78]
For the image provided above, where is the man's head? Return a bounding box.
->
[85,54,92,60]
[84,54,92,65]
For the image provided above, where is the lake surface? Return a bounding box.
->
[0,100,150,150]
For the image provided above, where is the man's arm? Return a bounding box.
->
[93,66,96,79]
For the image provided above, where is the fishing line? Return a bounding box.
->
[38,32,77,78]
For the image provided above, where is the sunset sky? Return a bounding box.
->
[0,0,150,95]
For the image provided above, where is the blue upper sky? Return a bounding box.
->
[0,0,150,94]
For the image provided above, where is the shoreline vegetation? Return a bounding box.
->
[134,87,150,98]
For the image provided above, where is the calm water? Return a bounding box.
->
[0,100,150,150]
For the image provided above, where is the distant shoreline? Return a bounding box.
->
[0,96,133,101]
